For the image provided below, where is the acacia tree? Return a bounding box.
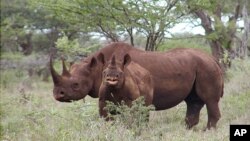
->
[187,0,249,70]
[35,0,185,51]
[1,0,34,55]
[122,0,185,51]
[1,0,85,55]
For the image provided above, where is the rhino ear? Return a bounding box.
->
[88,57,97,68]
[123,54,131,66]
[97,53,105,65]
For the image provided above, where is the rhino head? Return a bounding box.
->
[102,54,131,88]
[50,54,104,102]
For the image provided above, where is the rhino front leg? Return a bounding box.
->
[98,84,110,120]
[99,99,108,118]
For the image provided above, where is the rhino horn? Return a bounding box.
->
[61,58,70,77]
[111,55,116,66]
[50,56,61,85]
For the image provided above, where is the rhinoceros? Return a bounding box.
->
[98,54,153,118]
[50,42,223,129]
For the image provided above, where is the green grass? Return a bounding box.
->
[157,38,211,53]
[1,59,250,141]
[0,52,24,60]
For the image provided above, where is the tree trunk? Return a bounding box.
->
[145,33,158,51]
[193,7,238,73]
[209,40,228,73]
[126,28,134,46]
[238,3,249,59]
[19,33,33,55]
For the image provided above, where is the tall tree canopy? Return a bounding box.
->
[35,0,185,51]
[1,0,84,55]
[1,0,249,69]
[186,0,250,69]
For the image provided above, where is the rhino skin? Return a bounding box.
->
[98,54,153,119]
[50,42,223,129]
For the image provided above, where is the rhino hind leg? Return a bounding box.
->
[205,101,221,129]
[185,102,204,129]
[184,88,205,129]
[194,75,222,130]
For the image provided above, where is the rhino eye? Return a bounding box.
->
[72,83,80,90]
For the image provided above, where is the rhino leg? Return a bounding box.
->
[205,101,221,129]
[184,88,204,129]
[194,79,222,129]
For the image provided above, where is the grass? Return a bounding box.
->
[157,38,211,53]
[1,59,250,141]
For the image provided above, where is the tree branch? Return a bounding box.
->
[194,9,213,34]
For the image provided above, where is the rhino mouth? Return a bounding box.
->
[106,78,119,85]
[54,94,73,102]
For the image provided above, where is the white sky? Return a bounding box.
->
[167,19,244,37]
[168,23,205,35]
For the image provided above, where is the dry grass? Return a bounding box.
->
[1,59,250,141]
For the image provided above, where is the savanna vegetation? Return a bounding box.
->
[1,0,250,140]
[1,53,250,141]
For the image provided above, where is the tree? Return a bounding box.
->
[237,0,250,59]
[34,0,185,51]
[186,0,249,70]
[1,0,84,55]
[1,0,33,54]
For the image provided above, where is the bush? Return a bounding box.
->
[105,97,155,135]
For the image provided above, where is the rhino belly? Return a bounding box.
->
[152,85,192,110]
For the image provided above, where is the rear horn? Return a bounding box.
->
[50,55,61,85]
[61,58,70,76]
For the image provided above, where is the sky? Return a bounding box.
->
[168,19,244,37]
[168,22,205,36]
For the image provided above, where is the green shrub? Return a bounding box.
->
[105,97,155,135]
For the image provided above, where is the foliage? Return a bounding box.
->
[1,0,31,52]
[55,35,81,55]
[220,50,231,67]
[55,34,102,60]
[1,0,86,54]
[2,0,248,55]
[186,0,249,67]
[32,0,186,50]
[158,36,211,53]
[105,97,155,135]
